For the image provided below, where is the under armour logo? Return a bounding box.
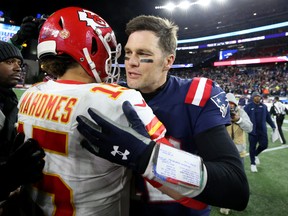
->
[111,146,130,160]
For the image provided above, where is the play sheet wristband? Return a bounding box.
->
[153,144,204,188]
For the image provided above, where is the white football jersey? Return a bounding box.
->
[17,80,166,216]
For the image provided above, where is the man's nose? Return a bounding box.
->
[126,55,140,66]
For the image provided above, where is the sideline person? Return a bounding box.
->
[220,93,252,215]
[9,15,47,50]
[226,93,253,164]
[270,96,287,144]
[76,15,250,216]
[0,41,45,214]
[244,91,276,172]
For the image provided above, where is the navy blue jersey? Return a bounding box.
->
[122,76,249,216]
[146,76,230,153]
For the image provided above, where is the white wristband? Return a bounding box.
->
[142,143,208,197]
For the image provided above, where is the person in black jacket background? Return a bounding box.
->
[244,91,276,173]
[0,41,45,215]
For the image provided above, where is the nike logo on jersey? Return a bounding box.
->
[111,146,130,160]
[134,99,147,107]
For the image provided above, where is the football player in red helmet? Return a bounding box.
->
[17,7,167,215]
[37,6,121,83]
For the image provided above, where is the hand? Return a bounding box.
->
[10,16,46,46]
[0,133,45,194]
[76,101,155,174]
[231,113,240,122]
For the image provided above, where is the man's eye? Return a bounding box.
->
[5,59,22,66]
[139,52,151,57]
[124,50,131,55]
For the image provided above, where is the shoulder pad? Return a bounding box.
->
[185,77,213,107]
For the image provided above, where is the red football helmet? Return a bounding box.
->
[37,7,121,83]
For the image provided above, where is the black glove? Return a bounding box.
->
[10,16,44,46]
[76,101,155,174]
[0,133,45,200]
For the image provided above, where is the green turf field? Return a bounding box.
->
[211,124,288,216]
[13,88,26,100]
[13,88,288,216]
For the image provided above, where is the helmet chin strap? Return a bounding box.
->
[82,47,102,83]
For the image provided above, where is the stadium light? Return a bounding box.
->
[155,0,226,10]
[165,3,177,11]
[178,1,191,9]
[155,1,194,10]
[197,0,211,7]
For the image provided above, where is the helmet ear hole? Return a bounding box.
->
[58,17,64,29]
[91,37,98,56]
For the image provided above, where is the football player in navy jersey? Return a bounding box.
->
[77,15,249,216]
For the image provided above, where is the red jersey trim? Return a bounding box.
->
[56,80,86,84]
[146,116,166,141]
[185,77,213,107]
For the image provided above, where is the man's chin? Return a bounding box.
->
[127,80,139,89]
[10,81,20,88]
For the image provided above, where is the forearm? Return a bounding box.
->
[141,142,208,209]
[237,111,253,133]
[142,126,249,210]
[154,184,208,210]
[194,125,249,210]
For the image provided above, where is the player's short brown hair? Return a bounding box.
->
[125,15,179,56]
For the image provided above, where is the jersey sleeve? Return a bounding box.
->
[118,88,167,142]
[185,77,230,135]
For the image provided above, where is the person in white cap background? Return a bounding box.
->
[226,93,253,164]
[244,91,276,173]
[220,93,253,215]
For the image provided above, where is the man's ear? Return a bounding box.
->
[163,54,175,71]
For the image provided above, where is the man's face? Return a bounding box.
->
[124,30,174,93]
[253,95,261,104]
[229,101,236,110]
[0,58,22,88]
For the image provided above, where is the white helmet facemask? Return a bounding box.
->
[83,28,121,83]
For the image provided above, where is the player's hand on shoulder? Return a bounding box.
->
[76,101,155,174]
